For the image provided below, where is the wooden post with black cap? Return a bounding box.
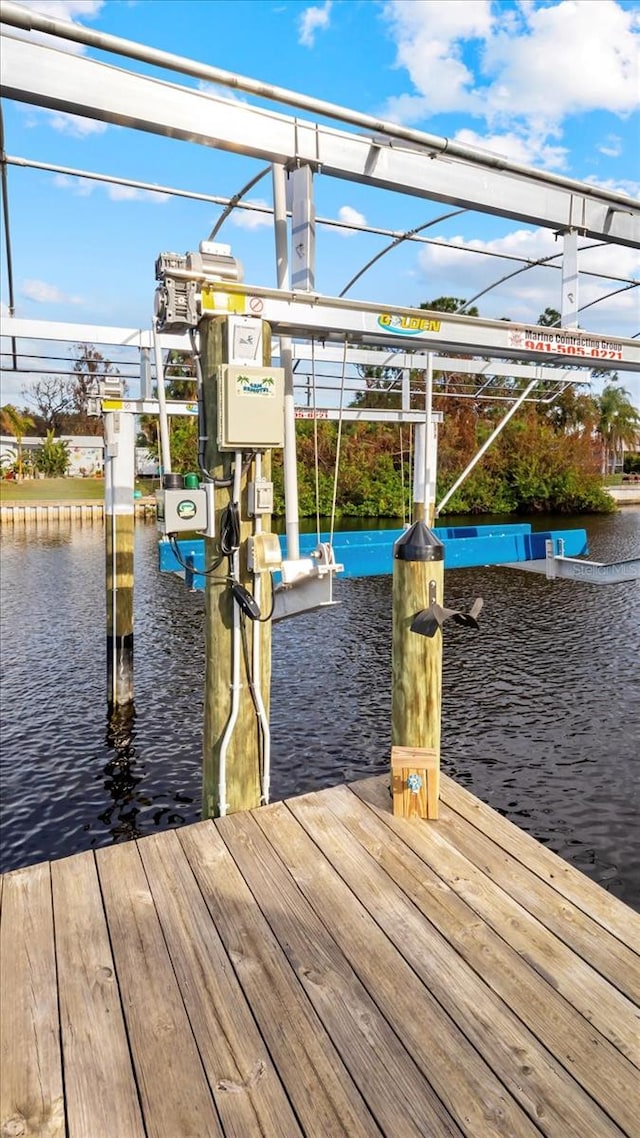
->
[391,520,444,819]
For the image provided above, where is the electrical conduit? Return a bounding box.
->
[216,451,243,815]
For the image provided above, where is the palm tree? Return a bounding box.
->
[597,385,640,475]
[0,404,36,479]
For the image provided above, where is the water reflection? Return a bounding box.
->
[0,510,638,910]
[97,705,146,841]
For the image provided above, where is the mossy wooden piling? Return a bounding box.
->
[105,410,135,708]
[200,316,273,817]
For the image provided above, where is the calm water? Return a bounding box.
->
[1,510,639,909]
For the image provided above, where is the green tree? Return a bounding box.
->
[70,344,121,435]
[0,404,35,479]
[597,384,640,474]
[34,431,70,477]
[23,344,120,436]
[537,307,561,327]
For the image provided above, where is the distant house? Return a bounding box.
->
[135,447,160,477]
[0,435,105,475]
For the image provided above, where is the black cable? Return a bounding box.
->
[219,501,240,556]
[168,534,227,579]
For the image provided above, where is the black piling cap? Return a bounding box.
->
[393,520,444,562]
[162,472,184,490]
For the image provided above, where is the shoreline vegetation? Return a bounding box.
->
[2,303,639,518]
[0,471,630,516]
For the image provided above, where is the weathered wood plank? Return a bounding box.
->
[0,864,65,1138]
[440,773,640,952]
[336,781,638,1136]
[354,777,640,1067]
[51,851,145,1138]
[255,799,542,1138]
[178,819,382,1138]
[138,828,302,1138]
[95,841,223,1138]
[217,808,463,1138]
[437,797,640,1001]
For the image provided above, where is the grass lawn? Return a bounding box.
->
[0,478,107,502]
[0,477,159,503]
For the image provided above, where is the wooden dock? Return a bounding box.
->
[1,774,638,1138]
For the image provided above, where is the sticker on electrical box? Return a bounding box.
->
[176,499,198,520]
[236,373,276,397]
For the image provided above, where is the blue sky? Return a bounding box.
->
[0,0,639,406]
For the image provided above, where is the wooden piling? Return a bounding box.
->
[200,317,273,817]
[105,410,135,709]
[391,522,444,818]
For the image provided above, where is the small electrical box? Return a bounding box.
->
[218,365,285,450]
[248,532,282,573]
[248,478,274,515]
[156,488,208,534]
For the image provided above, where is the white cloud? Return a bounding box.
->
[11,1,103,17]
[106,184,170,203]
[482,1,640,123]
[47,111,108,137]
[298,0,332,47]
[21,279,84,305]
[53,173,94,197]
[382,0,492,113]
[53,173,169,201]
[381,1,640,167]
[1,1,104,54]
[416,226,640,336]
[584,174,640,199]
[334,205,368,236]
[196,80,247,104]
[597,134,622,158]
[228,199,272,229]
[453,127,568,170]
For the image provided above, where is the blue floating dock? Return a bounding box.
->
[158,523,589,588]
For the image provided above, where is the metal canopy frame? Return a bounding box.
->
[0,0,637,533]
[1,3,637,376]
[1,6,638,247]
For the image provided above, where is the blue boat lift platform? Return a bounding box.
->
[159,522,590,587]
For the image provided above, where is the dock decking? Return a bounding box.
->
[1,774,638,1138]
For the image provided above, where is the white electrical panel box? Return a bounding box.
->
[155,488,208,534]
[248,478,274,515]
[218,365,285,450]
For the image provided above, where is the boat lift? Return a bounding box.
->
[150,254,640,596]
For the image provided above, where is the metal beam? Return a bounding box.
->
[206,284,640,371]
[2,35,639,247]
[0,316,190,351]
[290,345,585,383]
[98,397,441,425]
[506,555,640,585]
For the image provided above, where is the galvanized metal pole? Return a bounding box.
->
[104,409,135,708]
[152,321,172,475]
[391,522,444,819]
[561,229,579,328]
[272,163,300,559]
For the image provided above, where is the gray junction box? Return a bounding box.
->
[156,488,208,534]
[217,365,285,450]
